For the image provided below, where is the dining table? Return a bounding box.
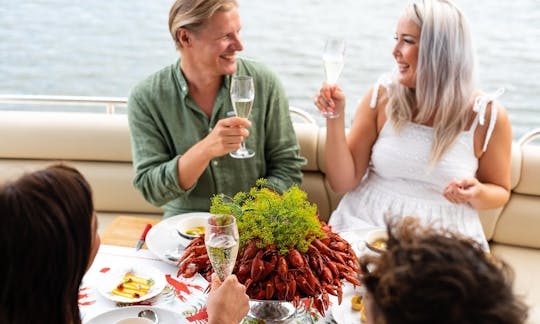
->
[81,215,373,324]
[80,216,212,324]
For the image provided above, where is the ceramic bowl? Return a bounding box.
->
[176,213,210,240]
[114,317,154,324]
[364,228,388,253]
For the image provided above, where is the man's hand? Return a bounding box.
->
[201,117,252,158]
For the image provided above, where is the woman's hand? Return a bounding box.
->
[207,274,250,324]
[443,178,481,205]
[314,82,346,118]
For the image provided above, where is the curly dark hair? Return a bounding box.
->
[360,217,528,324]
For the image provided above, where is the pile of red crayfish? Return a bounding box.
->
[177,221,361,315]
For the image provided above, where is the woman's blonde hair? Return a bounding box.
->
[169,0,238,50]
[386,0,477,164]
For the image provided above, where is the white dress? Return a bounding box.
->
[329,83,504,251]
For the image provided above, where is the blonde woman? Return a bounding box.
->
[314,0,512,250]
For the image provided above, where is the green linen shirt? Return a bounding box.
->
[128,58,305,217]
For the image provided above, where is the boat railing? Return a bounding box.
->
[289,106,317,124]
[518,128,540,147]
[0,94,127,114]
[0,94,316,124]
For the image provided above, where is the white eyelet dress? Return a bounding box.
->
[329,83,505,251]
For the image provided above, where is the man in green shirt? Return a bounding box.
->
[128,0,305,217]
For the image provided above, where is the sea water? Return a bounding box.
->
[0,0,538,138]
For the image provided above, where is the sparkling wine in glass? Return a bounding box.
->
[205,214,239,282]
[321,37,346,119]
[230,75,255,159]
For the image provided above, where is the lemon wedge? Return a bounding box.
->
[351,294,363,311]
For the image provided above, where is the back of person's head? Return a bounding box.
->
[169,0,238,50]
[0,165,94,324]
[360,217,528,324]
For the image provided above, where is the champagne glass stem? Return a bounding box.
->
[239,141,247,152]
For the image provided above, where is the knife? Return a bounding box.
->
[135,223,153,251]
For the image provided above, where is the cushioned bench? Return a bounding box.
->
[0,110,538,322]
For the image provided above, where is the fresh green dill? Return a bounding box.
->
[210,179,324,254]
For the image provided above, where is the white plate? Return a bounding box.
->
[330,228,376,324]
[97,265,166,304]
[337,228,378,256]
[330,282,364,324]
[146,212,211,265]
[86,306,187,324]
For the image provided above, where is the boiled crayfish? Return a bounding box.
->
[177,221,361,315]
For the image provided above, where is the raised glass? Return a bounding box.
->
[321,37,346,119]
[204,214,239,281]
[230,75,255,159]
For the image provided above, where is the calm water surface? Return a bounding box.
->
[0,0,538,138]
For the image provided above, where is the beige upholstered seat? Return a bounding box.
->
[1,110,539,323]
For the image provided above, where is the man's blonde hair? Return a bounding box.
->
[169,0,238,50]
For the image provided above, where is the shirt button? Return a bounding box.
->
[208,127,213,132]
[213,160,219,166]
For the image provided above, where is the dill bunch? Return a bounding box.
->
[210,179,324,254]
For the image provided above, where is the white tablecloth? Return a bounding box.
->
[80,245,209,323]
[81,227,375,324]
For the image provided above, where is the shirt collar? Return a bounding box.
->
[223,73,231,91]
[174,59,189,98]
[174,58,235,94]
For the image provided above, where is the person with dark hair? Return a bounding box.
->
[128,0,305,218]
[0,164,249,324]
[359,217,528,324]
[314,0,512,251]
[0,164,97,324]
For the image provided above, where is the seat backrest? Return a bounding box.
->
[0,111,338,219]
[0,111,160,214]
[2,109,536,244]
[491,130,540,248]
[293,123,341,222]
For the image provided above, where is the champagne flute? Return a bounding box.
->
[230,75,255,159]
[321,37,346,119]
[205,214,239,282]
